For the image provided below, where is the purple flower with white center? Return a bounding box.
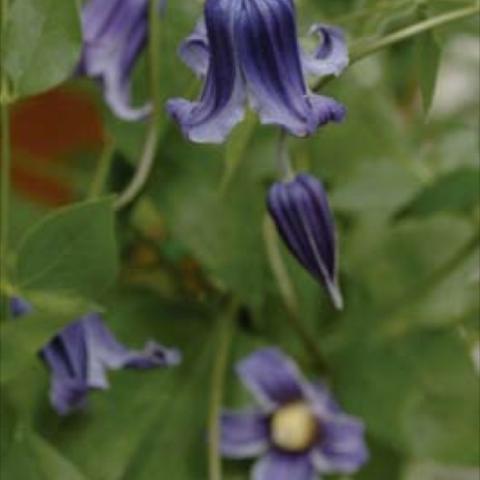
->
[11,299,181,415]
[167,0,349,144]
[78,0,166,121]
[220,348,368,480]
[267,173,342,309]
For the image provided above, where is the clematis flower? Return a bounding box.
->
[78,0,166,121]
[11,299,181,415]
[220,348,368,480]
[167,0,349,143]
[267,173,342,309]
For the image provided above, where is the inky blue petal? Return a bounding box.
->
[252,450,315,480]
[267,173,343,309]
[179,20,210,77]
[220,409,270,458]
[311,416,368,474]
[167,0,245,143]
[41,313,180,415]
[79,0,152,121]
[168,0,346,143]
[236,348,305,409]
[9,297,33,318]
[301,24,349,78]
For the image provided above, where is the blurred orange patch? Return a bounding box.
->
[11,87,105,206]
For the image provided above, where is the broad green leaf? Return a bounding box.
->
[0,295,95,384]
[15,197,118,300]
[220,111,257,193]
[403,460,479,480]
[355,436,404,480]
[330,311,479,465]
[0,394,17,461]
[149,132,272,310]
[0,427,86,480]
[396,168,480,219]
[345,215,475,313]
[3,0,81,98]
[40,291,215,480]
[330,162,420,215]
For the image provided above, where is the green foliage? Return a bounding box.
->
[3,0,82,99]
[1,0,479,479]
[396,167,480,219]
[15,197,118,300]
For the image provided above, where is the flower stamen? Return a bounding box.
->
[271,401,318,452]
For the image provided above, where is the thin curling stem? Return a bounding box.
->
[313,3,480,91]
[115,0,162,210]
[276,130,295,181]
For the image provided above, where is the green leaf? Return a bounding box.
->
[402,460,479,480]
[331,318,479,465]
[396,168,480,219]
[330,162,420,216]
[416,8,442,114]
[3,0,81,98]
[149,134,271,310]
[0,295,94,384]
[0,427,86,480]
[220,111,257,193]
[40,291,216,480]
[15,197,119,300]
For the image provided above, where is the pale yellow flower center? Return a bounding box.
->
[271,402,318,452]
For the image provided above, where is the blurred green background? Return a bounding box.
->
[0,0,479,479]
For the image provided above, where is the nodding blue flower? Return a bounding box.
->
[220,348,368,480]
[11,299,181,415]
[78,0,166,121]
[267,174,343,309]
[167,0,349,144]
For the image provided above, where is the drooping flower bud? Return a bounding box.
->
[267,174,343,309]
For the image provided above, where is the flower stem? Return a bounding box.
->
[276,130,294,181]
[88,139,115,199]
[263,215,329,373]
[313,3,480,91]
[352,3,480,61]
[114,0,162,210]
[1,0,11,321]
[208,298,238,480]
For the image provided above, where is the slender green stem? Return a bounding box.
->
[352,3,480,61]
[208,298,238,480]
[313,3,480,91]
[263,215,329,372]
[1,0,11,321]
[276,130,294,181]
[88,139,115,199]
[114,0,162,210]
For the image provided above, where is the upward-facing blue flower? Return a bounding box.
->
[78,0,165,121]
[11,299,180,415]
[167,0,349,143]
[220,348,368,480]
